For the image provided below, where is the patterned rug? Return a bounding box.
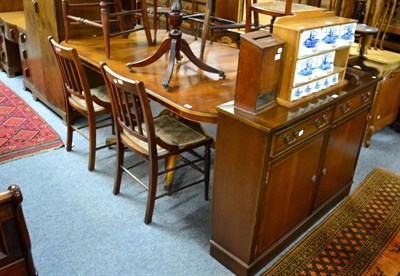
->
[0,81,63,163]
[264,167,400,276]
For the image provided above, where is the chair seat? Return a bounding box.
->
[69,85,110,112]
[350,43,400,74]
[123,114,208,155]
[154,115,207,146]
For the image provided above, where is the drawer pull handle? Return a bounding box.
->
[361,92,371,103]
[22,49,28,59]
[284,129,304,144]
[340,101,352,113]
[284,134,292,144]
[19,33,27,43]
[294,129,304,138]
[24,67,30,77]
[9,29,15,40]
[315,114,328,128]
[311,175,317,183]
[32,0,39,13]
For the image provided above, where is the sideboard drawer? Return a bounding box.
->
[1,22,19,43]
[333,87,374,122]
[18,29,31,82]
[271,108,333,157]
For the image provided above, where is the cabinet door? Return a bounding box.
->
[314,108,369,209]
[23,0,65,116]
[365,69,400,145]
[23,0,46,94]
[256,132,326,256]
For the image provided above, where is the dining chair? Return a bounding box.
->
[186,0,248,60]
[147,0,171,44]
[62,0,154,59]
[100,62,213,224]
[49,37,114,171]
[0,185,37,276]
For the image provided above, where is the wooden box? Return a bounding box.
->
[235,30,285,114]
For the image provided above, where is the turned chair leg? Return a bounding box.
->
[88,117,97,171]
[144,161,158,224]
[204,144,211,200]
[65,107,73,152]
[113,140,124,195]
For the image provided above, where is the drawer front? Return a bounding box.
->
[18,31,31,81]
[333,87,374,121]
[1,22,19,43]
[1,49,7,64]
[271,108,333,157]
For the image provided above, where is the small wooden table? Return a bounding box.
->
[61,32,239,124]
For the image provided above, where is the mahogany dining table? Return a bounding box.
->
[61,31,240,124]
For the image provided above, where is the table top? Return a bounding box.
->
[62,32,239,124]
[0,11,26,29]
[251,2,323,17]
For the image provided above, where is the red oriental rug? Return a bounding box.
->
[264,167,400,276]
[0,81,63,163]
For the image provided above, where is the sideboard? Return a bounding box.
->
[21,0,66,118]
[210,68,379,275]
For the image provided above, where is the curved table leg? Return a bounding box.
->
[180,39,226,79]
[126,38,171,70]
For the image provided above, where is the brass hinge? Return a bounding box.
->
[254,244,258,256]
[265,172,269,184]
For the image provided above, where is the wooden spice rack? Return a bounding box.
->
[273,10,357,108]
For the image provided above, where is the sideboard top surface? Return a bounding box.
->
[218,69,379,132]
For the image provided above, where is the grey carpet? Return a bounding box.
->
[0,72,399,275]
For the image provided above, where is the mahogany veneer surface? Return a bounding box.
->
[62,32,239,123]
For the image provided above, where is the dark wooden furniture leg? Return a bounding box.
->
[126,0,225,90]
[392,109,400,132]
[199,0,212,61]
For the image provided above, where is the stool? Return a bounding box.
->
[348,23,380,77]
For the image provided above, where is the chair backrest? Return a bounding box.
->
[327,0,374,19]
[62,0,143,35]
[100,62,157,158]
[48,36,100,112]
[365,0,397,49]
[0,185,37,276]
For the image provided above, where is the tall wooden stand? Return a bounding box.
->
[126,0,225,90]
